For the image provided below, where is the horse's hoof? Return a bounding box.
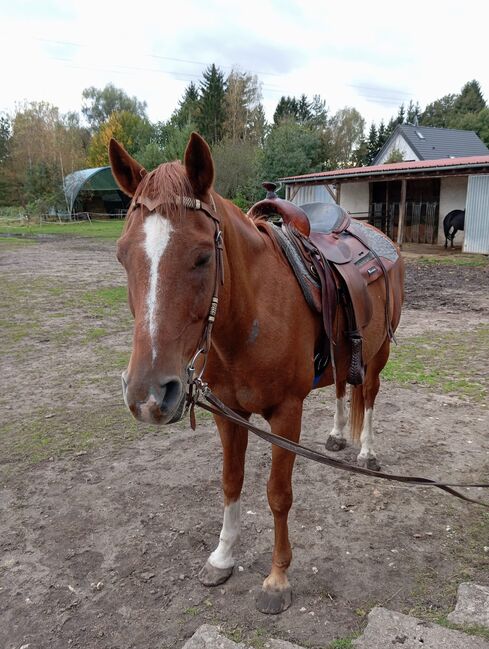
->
[255,586,292,614]
[325,436,347,452]
[198,561,233,587]
[357,456,381,471]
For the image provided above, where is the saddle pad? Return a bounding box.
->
[348,220,399,263]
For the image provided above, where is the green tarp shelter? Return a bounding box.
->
[63,166,129,215]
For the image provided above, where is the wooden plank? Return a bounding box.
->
[323,183,337,202]
[397,179,407,246]
[289,185,300,202]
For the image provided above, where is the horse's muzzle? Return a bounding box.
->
[121,371,186,425]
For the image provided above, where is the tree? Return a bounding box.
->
[260,120,322,183]
[297,94,312,124]
[406,100,421,124]
[87,111,153,166]
[420,94,458,127]
[273,96,299,125]
[325,107,366,168]
[0,113,10,163]
[453,80,486,115]
[308,95,328,129]
[7,102,87,204]
[223,69,264,143]
[212,138,261,203]
[171,82,200,129]
[197,64,226,145]
[453,108,489,147]
[81,83,147,131]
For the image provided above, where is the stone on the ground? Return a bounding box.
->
[182,625,245,649]
[267,640,305,649]
[353,606,489,649]
[181,625,305,649]
[448,583,489,628]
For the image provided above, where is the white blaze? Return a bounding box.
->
[143,213,173,361]
[209,500,241,570]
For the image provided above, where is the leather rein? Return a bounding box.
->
[178,195,489,509]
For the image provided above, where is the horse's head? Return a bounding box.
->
[110,133,219,425]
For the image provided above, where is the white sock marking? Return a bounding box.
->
[209,500,240,570]
[358,408,376,459]
[330,396,348,439]
[143,213,172,362]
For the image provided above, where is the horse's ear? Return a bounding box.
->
[108,138,147,197]
[184,132,214,198]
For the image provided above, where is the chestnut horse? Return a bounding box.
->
[109,133,404,614]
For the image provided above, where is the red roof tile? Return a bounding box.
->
[280,155,489,182]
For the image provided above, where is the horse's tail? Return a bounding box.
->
[443,213,451,239]
[350,384,364,443]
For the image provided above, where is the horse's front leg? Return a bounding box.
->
[256,399,302,615]
[199,416,248,586]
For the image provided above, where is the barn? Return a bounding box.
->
[63,166,129,217]
[280,125,489,253]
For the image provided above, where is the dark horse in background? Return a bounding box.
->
[443,209,465,248]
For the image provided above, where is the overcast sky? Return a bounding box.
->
[1,0,488,128]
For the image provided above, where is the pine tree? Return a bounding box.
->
[173,82,200,129]
[365,123,378,165]
[297,94,312,124]
[197,64,226,145]
[308,95,328,129]
[406,100,421,124]
[273,96,299,125]
[454,80,486,115]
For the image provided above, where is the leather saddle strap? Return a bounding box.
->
[195,388,489,508]
[347,228,395,342]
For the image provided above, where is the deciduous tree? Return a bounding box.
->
[81,83,147,131]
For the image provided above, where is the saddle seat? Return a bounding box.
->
[248,183,399,385]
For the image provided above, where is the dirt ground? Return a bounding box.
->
[1,236,488,649]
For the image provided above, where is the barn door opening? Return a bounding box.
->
[369,178,440,243]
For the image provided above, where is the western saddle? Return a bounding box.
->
[248,183,398,386]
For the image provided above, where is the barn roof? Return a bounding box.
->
[63,166,120,213]
[373,124,489,164]
[279,155,489,185]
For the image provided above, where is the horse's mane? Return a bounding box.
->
[134,161,194,219]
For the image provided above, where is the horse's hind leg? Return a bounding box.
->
[325,380,348,451]
[199,417,248,587]
[351,339,390,471]
[256,399,302,614]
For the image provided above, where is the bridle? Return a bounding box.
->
[134,191,489,508]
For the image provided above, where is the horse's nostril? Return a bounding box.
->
[160,379,182,412]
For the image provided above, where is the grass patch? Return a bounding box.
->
[84,327,109,342]
[0,236,36,248]
[328,635,361,649]
[436,616,489,641]
[0,219,125,240]
[0,403,145,471]
[408,511,489,628]
[417,254,488,268]
[383,327,489,401]
[80,286,127,309]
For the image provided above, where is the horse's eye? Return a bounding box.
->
[193,253,212,269]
